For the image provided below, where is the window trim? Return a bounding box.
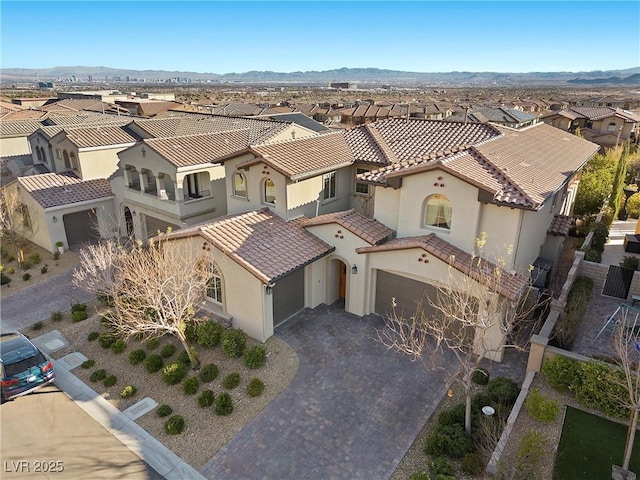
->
[263,178,276,205]
[206,272,223,305]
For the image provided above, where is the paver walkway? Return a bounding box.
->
[201,303,449,480]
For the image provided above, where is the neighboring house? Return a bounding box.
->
[0,120,43,156]
[156,118,599,361]
[543,106,640,150]
[447,107,539,129]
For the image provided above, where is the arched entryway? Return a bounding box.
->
[123,207,134,238]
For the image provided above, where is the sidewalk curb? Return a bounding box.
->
[53,359,206,480]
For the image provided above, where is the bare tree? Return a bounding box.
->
[0,188,40,268]
[611,321,640,475]
[379,234,536,435]
[73,235,214,368]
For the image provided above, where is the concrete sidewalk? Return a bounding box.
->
[53,358,205,480]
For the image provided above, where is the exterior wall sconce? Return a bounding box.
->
[52,215,58,223]
[266,285,273,295]
[351,265,358,275]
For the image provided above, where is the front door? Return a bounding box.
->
[339,263,346,299]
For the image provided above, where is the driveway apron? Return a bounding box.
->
[201,303,448,480]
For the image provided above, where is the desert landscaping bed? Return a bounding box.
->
[24,308,299,469]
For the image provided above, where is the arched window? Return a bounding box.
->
[424,194,452,230]
[233,172,247,198]
[206,268,223,304]
[263,178,276,204]
[63,150,70,169]
[607,122,617,132]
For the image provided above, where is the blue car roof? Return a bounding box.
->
[0,333,39,365]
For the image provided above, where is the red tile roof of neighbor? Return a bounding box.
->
[355,120,599,210]
[16,172,113,209]
[302,209,395,245]
[548,214,573,236]
[57,125,139,149]
[162,208,334,284]
[140,130,251,168]
[0,120,45,137]
[356,233,529,301]
[244,131,354,180]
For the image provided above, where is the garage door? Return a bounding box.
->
[63,209,99,247]
[375,270,437,319]
[145,215,180,239]
[273,268,305,327]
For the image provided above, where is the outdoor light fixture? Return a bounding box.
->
[351,265,358,275]
[52,216,58,223]
[266,285,273,295]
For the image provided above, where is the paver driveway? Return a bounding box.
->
[201,303,448,480]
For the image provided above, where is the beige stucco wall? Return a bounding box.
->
[477,204,521,266]
[286,168,352,219]
[77,146,134,180]
[0,137,31,156]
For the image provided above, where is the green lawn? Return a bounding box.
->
[553,406,640,480]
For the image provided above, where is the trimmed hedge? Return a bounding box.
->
[111,339,126,354]
[160,344,176,358]
[243,345,266,369]
[222,328,246,357]
[162,362,188,385]
[223,372,241,390]
[157,404,173,418]
[198,390,215,408]
[129,349,147,366]
[215,392,233,415]
[103,375,117,387]
[120,385,137,398]
[525,388,559,422]
[183,377,200,395]
[196,321,224,347]
[165,415,185,435]
[487,376,519,407]
[247,378,265,397]
[90,369,107,382]
[199,363,219,383]
[144,354,164,373]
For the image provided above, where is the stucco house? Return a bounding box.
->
[156,118,599,360]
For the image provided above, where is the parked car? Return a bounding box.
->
[1,331,55,403]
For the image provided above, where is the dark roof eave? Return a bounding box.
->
[268,247,336,284]
[290,159,355,181]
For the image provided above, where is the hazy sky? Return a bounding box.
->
[2,1,638,74]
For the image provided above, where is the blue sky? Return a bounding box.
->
[2,1,638,74]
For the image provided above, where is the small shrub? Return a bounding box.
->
[28,253,41,265]
[183,377,200,395]
[120,385,137,398]
[461,452,484,475]
[90,369,107,382]
[156,404,173,418]
[506,430,547,479]
[111,339,126,354]
[50,311,63,322]
[162,362,188,385]
[129,349,147,365]
[215,392,234,415]
[31,321,43,331]
[196,320,224,347]
[72,310,88,323]
[438,403,466,427]
[410,472,430,480]
[40,265,48,274]
[198,390,215,408]
[487,376,519,406]
[144,354,164,373]
[620,255,639,270]
[525,388,559,422]
[22,273,31,281]
[6,267,14,275]
[160,344,176,358]
[424,423,473,459]
[164,415,185,435]
[1,272,11,285]
[98,332,116,349]
[145,338,160,350]
[87,331,99,341]
[199,363,219,383]
[222,328,247,358]
[583,247,601,263]
[471,393,493,412]
[430,457,454,477]
[243,345,267,369]
[81,359,95,369]
[52,252,60,261]
[472,367,490,385]
[223,372,241,390]
[176,349,191,366]
[247,378,265,397]
[103,375,117,387]
[71,302,87,313]
[541,356,580,394]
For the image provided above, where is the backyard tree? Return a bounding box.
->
[73,235,214,369]
[611,319,640,477]
[0,188,39,269]
[574,147,622,216]
[378,234,537,436]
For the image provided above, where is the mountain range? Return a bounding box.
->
[2,66,640,86]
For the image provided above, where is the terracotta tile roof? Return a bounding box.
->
[0,120,45,137]
[548,214,573,236]
[134,114,289,143]
[137,101,183,117]
[0,101,26,112]
[246,131,354,180]
[0,110,48,121]
[141,130,251,168]
[164,208,334,284]
[44,114,131,127]
[570,106,639,122]
[343,126,389,165]
[356,233,528,300]
[16,172,113,209]
[357,121,599,210]
[56,125,139,149]
[41,99,128,115]
[302,209,396,245]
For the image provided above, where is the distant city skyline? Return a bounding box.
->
[1,1,638,74]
